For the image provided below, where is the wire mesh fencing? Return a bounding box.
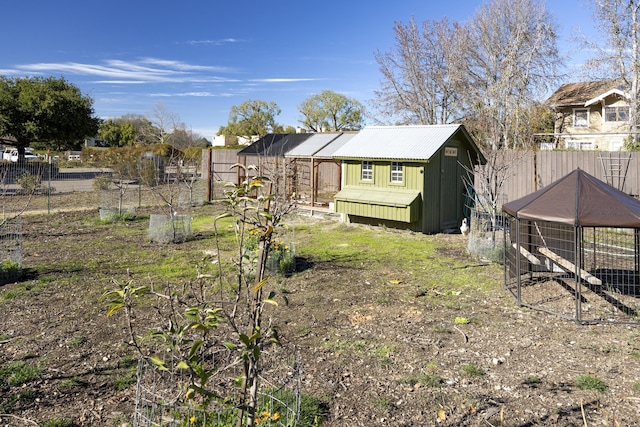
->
[148,214,193,243]
[0,216,22,283]
[133,346,302,427]
[466,209,508,262]
[0,157,207,215]
[266,224,296,275]
[504,217,640,323]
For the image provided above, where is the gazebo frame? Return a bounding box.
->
[502,169,640,324]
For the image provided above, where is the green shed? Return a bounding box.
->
[332,125,485,234]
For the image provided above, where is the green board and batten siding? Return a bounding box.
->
[335,161,424,227]
[332,125,484,234]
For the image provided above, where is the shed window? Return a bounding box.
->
[361,161,373,181]
[573,108,589,128]
[391,162,403,183]
[605,106,629,122]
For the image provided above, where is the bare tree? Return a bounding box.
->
[461,150,527,251]
[584,0,640,143]
[373,1,562,150]
[465,0,562,150]
[373,17,469,125]
[149,102,181,145]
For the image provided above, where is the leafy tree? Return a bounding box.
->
[272,124,298,134]
[297,90,365,131]
[167,128,209,149]
[98,119,136,147]
[121,113,157,145]
[218,99,281,140]
[0,76,100,155]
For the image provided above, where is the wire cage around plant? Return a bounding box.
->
[148,214,193,244]
[0,216,22,282]
[100,188,138,220]
[133,345,302,427]
[467,208,508,262]
[266,223,296,275]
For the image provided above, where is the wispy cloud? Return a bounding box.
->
[250,78,322,83]
[186,38,242,45]
[12,58,236,84]
[149,91,219,97]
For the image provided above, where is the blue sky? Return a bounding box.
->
[0,0,596,141]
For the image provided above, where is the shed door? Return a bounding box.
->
[440,145,460,230]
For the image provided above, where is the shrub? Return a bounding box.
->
[524,375,541,385]
[16,172,43,194]
[0,260,21,281]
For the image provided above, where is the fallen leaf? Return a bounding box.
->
[389,279,403,285]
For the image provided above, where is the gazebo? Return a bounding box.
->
[502,169,640,323]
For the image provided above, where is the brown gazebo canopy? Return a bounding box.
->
[502,168,640,323]
[502,168,640,228]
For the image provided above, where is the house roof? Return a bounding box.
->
[502,169,640,227]
[584,88,630,106]
[545,80,626,107]
[331,124,484,162]
[237,133,312,157]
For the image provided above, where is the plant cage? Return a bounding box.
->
[503,169,640,324]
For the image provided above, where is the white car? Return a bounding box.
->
[9,148,38,162]
[2,147,13,161]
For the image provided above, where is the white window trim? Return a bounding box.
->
[566,140,594,150]
[610,139,624,151]
[603,105,629,123]
[361,161,373,181]
[573,108,589,128]
[390,162,403,183]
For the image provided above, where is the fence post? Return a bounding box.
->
[47,152,52,215]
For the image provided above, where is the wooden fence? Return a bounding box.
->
[204,148,640,206]
[204,149,341,204]
[497,150,640,203]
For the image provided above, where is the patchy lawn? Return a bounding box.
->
[1,206,639,426]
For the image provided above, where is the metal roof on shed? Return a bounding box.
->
[237,133,311,157]
[285,133,342,157]
[331,125,468,161]
[315,132,358,157]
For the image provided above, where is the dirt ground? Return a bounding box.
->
[1,207,640,426]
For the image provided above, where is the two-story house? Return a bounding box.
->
[545,80,630,151]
